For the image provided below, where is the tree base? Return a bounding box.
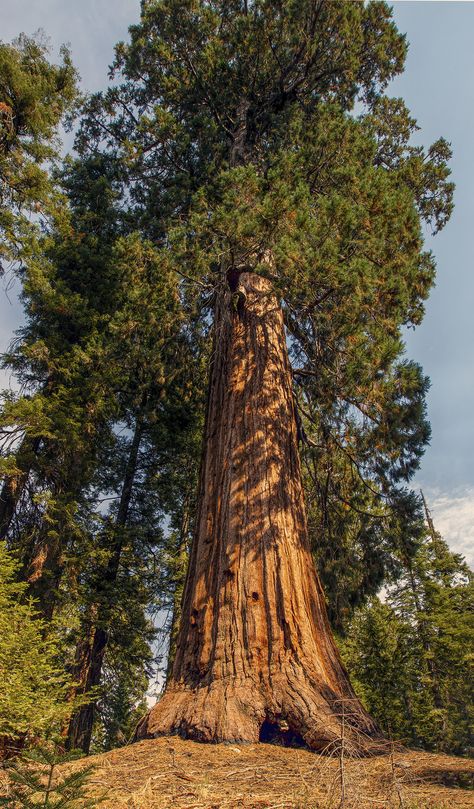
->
[135,671,384,755]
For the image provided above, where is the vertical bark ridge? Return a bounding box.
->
[136,272,381,752]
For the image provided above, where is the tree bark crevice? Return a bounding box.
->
[136,272,381,752]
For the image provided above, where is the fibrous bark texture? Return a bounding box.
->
[137,273,380,752]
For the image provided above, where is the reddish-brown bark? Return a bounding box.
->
[136,272,380,751]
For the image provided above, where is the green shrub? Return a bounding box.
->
[0,542,72,753]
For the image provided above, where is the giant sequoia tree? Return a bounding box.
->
[72,0,455,751]
[138,269,382,748]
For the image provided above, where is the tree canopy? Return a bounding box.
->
[0,33,78,273]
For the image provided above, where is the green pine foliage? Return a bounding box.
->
[0,743,102,807]
[0,542,72,753]
[341,526,474,754]
[1,141,206,750]
[0,33,78,273]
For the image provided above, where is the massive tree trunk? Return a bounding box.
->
[136,272,380,752]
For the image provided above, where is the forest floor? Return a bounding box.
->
[77,736,474,808]
[2,736,473,808]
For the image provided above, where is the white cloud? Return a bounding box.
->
[0,0,140,93]
[421,486,474,568]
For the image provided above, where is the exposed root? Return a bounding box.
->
[135,677,384,755]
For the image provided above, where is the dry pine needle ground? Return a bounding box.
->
[60,737,474,809]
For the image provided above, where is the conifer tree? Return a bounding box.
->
[0,542,72,757]
[1,743,102,807]
[1,144,204,752]
[0,155,128,615]
[0,34,78,547]
[342,506,473,754]
[0,33,78,273]
[74,0,453,749]
[64,234,202,753]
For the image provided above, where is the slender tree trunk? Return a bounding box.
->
[406,558,444,712]
[420,489,444,563]
[66,413,144,753]
[166,494,192,681]
[136,273,380,752]
[65,621,109,752]
[1,429,70,621]
[26,521,64,623]
[23,475,83,622]
[0,435,41,539]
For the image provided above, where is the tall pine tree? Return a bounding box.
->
[342,503,473,754]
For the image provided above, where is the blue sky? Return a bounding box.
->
[1,1,473,563]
